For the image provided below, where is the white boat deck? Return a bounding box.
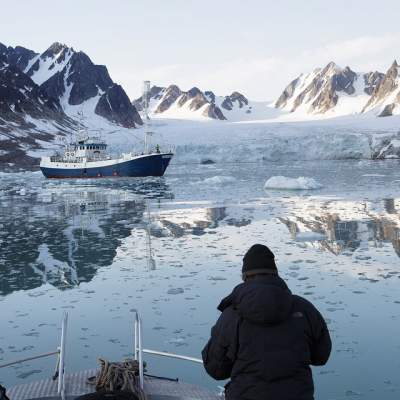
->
[8,369,220,400]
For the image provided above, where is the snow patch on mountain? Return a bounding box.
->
[26,43,74,85]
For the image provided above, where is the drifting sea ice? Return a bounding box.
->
[264,176,323,190]
[200,175,236,185]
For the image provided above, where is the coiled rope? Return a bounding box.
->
[88,358,146,400]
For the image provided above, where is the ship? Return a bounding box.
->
[40,81,174,179]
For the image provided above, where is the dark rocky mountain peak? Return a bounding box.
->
[132,85,164,111]
[155,85,182,113]
[362,60,400,116]
[364,71,385,95]
[331,66,357,95]
[177,87,208,110]
[41,42,70,59]
[275,76,301,108]
[95,84,142,128]
[0,42,38,71]
[321,61,340,75]
[221,91,248,110]
[67,52,113,105]
[204,90,216,103]
[187,87,202,98]
[202,103,226,120]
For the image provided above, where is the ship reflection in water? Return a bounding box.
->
[279,197,400,258]
[0,179,173,296]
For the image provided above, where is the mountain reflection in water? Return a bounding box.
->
[279,197,400,257]
[0,179,173,295]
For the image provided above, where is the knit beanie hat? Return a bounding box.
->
[242,244,277,277]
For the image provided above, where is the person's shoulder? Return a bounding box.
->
[292,294,322,316]
[217,303,241,328]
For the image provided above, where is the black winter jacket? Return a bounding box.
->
[202,275,331,400]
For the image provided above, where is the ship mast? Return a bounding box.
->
[143,80,152,154]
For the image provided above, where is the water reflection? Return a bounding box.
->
[0,179,173,295]
[279,198,400,257]
[150,206,228,237]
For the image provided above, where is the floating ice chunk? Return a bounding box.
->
[19,188,26,195]
[167,288,184,295]
[201,175,236,185]
[361,174,385,177]
[264,176,323,190]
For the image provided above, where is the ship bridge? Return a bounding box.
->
[58,138,110,163]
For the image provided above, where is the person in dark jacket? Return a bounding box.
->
[202,244,332,400]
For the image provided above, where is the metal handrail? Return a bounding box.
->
[58,312,68,400]
[0,351,60,369]
[0,312,68,399]
[133,310,144,390]
[132,310,203,391]
[142,349,202,364]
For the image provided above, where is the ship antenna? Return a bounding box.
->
[143,80,151,154]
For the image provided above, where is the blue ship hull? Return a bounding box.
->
[40,153,173,179]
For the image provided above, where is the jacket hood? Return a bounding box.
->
[218,275,293,325]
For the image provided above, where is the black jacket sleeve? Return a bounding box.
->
[202,307,240,380]
[305,302,332,366]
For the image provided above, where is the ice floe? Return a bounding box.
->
[264,176,323,190]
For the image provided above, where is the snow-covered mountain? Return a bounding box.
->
[133,84,259,121]
[362,60,400,117]
[24,42,142,127]
[275,62,385,116]
[0,43,77,167]
[0,42,143,169]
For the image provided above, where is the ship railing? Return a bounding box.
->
[133,310,203,390]
[1,311,203,397]
[0,312,68,400]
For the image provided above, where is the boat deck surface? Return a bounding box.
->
[8,369,220,400]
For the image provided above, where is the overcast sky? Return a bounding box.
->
[1,0,400,100]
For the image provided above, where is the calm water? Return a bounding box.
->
[1,160,400,399]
